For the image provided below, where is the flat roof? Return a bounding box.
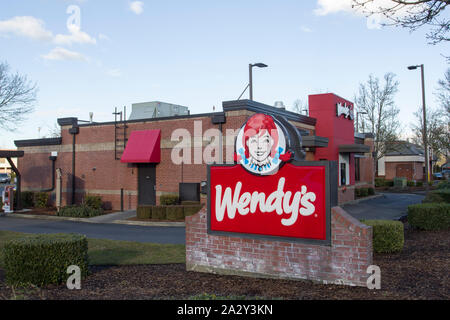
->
[0,150,24,158]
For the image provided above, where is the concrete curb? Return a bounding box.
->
[110,220,185,227]
[4,213,99,223]
[3,212,186,227]
[343,193,384,206]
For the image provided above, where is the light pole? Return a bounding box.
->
[249,63,268,100]
[408,64,430,184]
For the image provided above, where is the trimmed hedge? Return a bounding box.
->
[35,192,49,208]
[422,189,450,204]
[408,203,450,231]
[136,204,204,220]
[58,205,103,218]
[416,181,423,187]
[160,194,179,205]
[84,195,103,210]
[375,178,394,187]
[152,206,167,220]
[437,181,450,190]
[184,204,204,217]
[166,206,184,220]
[21,191,35,208]
[181,201,201,205]
[362,220,404,253]
[355,188,369,198]
[2,233,89,287]
[368,187,375,196]
[137,206,152,219]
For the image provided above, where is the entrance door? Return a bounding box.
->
[396,164,413,180]
[138,164,156,205]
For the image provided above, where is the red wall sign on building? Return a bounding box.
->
[208,113,333,244]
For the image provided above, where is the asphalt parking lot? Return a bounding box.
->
[343,192,425,221]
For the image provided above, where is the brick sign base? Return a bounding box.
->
[186,207,373,287]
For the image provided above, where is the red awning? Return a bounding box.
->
[120,130,161,163]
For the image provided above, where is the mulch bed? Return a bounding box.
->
[14,208,117,217]
[0,226,448,300]
[128,217,185,223]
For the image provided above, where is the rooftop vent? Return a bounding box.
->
[128,101,190,121]
[274,101,286,109]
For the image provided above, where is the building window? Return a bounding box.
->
[339,153,350,186]
[340,163,346,185]
[355,157,361,182]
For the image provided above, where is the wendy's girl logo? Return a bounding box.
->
[235,114,292,175]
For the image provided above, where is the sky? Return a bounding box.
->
[0,0,448,148]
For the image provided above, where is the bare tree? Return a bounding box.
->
[41,122,61,138]
[355,73,401,174]
[291,99,309,115]
[436,68,450,113]
[0,61,37,131]
[352,0,449,45]
[411,106,449,160]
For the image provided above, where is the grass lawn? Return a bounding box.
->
[0,230,186,267]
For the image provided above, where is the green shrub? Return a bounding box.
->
[416,181,423,187]
[386,180,394,187]
[357,188,369,197]
[152,206,167,220]
[160,194,179,205]
[58,205,103,218]
[166,206,184,220]
[84,195,102,210]
[368,187,375,196]
[362,220,404,253]
[2,233,89,287]
[137,206,152,219]
[21,191,35,208]
[184,205,204,217]
[35,192,49,208]
[181,201,201,205]
[0,198,3,212]
[374,178,385,187]
[437,181,450,190]
[393,177,407,188]
[407,180,415,187]
[408,203,450,231]
[422,189,450,204]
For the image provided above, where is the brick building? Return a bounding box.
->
[377,141,426,181]
[14,93,374,210]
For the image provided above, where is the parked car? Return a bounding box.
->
[0,173,10,184]
[443,169,450,180]
[433,172,443,180]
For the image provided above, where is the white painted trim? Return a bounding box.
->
[384,155,424,163]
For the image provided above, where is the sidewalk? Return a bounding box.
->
[4,210,185,227]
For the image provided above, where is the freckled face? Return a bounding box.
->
[246,131,273,162]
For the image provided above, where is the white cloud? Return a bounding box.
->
[313,0,419,29]
[0,16,53,41]
[54,24,96,45]
[314,0,353,16]
[129,1,144,15]
[42,47,88,61]
[0,16,97,46]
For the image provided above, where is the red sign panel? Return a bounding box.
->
[208,162,330,242]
